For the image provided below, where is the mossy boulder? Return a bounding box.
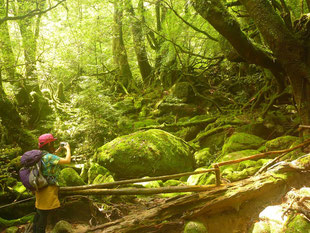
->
[163,180,184,187]
[222,133,265,155]
[51,220,73,233]
[194,148,213,167]
[219,150,261,167]
[92,174,114,184]
[195,126,232,154]
[187,167,215,186]
[59,168,85,186]
[184,220,208,233]
[265,136,299,151]
[96,129,195,179]
[285,214,310,233]
[88,163,111,184]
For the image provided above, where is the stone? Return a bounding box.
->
[184,220,208,233]
[87,163,111,184]
[95,129,195,179]
[265,136,299,151]
[59,168,85,186]
[51,220,73,233]
[222,133,265,155]
[194,148,213,167]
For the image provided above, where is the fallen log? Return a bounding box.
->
[60,168,217,191]
[60,184,218,196]
[76,154,310,233]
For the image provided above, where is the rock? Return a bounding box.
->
[96,129,195,179]
[163,179,184,187]
[51,220,73,233]
[88,163,111,184]
[59,168,85,186]
[194,148,213,167]
[187,167,214,186]
[222,133,265,155]
[265,136,299,151]
[135,179,163,188]
[184,220,208,233]
[92,174,114,184]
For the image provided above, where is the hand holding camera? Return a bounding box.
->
[60,142,70,150]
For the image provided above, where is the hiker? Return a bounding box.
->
[33,133,71,233]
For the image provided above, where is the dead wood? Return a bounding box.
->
[60,185,217,196]
[75,155,310,233]
[60,168,217,191]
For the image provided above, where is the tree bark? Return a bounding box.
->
[125,0,152,82]
[112,0,133,90]
[191,0,310,127]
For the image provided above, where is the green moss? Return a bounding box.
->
[265,136,299,151]
[285,214,310,232]
[0,214,34,227]
[184,220,208,233]
[194,148,213,167]
[92,174,114,184]
[59,168,86,186]
[5,226,19,233]
[222,133,265,155]
[163,180,184,187]
[88,163,111,184]
[96,129,195,179]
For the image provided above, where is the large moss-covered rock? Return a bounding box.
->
[96,129,195,179]
[184,220,208,233]
[222,133,265,155]
[59,168,85,186]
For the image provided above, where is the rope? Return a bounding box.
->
[0,197,35,209]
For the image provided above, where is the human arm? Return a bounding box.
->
[58,143,71,164]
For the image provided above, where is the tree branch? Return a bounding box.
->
[163,1,218,41]
[0,0,66,24]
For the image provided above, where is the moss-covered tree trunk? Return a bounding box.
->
[112,0,133,91]
[191,0,310,129]
[125,0,152,83]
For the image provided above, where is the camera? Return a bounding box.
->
[60,142,67,147]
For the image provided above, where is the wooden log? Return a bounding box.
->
[60,168,217,191]
[60,185,217,196]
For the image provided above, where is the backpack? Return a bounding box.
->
[19,150,49,191]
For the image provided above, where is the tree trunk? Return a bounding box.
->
[125,0,152,82]
[191,0,310,127]
[112,0,133,90]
